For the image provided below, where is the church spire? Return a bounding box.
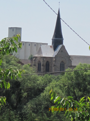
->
[52,8,63,51]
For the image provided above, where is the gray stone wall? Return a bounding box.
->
[33,57,53,73]
[54,45,72,71]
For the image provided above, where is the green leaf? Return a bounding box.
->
[50,91,56,101]
[50,106,55,113]
[49,89,52,94]
[7,82,10,89]
[3,80,7,89]
[88,97,90,101]
[89,45,90,50]
[67,96,73,99]
[15,47,17,52]
[51,96,54,101]
[71,102,73,107]
[10,74,12,79]
[54,96,61,104]
[71,117,73,121]
[0,59,2,65]
[79,97,85,103]
[60,98,65,104]
[3,97,6,104]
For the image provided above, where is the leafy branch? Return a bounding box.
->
[0,35,23,109]
[50,90,90,121]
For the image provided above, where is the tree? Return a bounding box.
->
[50,63,90,121]
[0,59,68,121]
[0,35,23,109]
[28,54,33,66]
[62,63,90,101]
[50,93,90,121]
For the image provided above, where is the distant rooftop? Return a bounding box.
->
[9,27,21,29]
[70,55,90,66]
[21,41,48,44]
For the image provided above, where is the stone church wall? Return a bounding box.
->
[55,45,72,71]
[33,57,53,73]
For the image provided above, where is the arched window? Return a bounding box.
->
[38,61,41,72]
[46,61,49,72]
[60,61,65,71]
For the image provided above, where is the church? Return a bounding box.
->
[33,9,90,74]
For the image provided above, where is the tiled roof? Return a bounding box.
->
[70,55,90,66]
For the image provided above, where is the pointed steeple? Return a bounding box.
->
[52,8,63,51]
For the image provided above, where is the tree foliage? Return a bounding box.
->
[0,35,23,109]
[50,93,90,121]
[50,64,90,121]
[28,54,33,61]
[0,57,68,121]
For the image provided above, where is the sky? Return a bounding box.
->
[0,0,90,55]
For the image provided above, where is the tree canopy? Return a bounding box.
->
[50,63,90,121]
[0,54,68,121]
[0,35,23,109]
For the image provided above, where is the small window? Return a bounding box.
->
[60,61,65,71]
[23,43,24,45]
[29,44,30,46]
[34,44,36,46]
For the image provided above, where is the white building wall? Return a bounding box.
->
[36,43,41,52]
[19,42,25,59]
[25,42,31,59]
[31,43,36,55]
[8,27,21,42]
[17,42,48,59]
[8,27,48,59]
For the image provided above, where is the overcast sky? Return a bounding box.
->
[0,0,90,55]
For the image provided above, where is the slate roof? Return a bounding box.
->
[52,9,63,51]
[34,44,64,57]
[70,55,90,66]
[34,45,54,57]
[52,9,63,39]
[53,45,63,57]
